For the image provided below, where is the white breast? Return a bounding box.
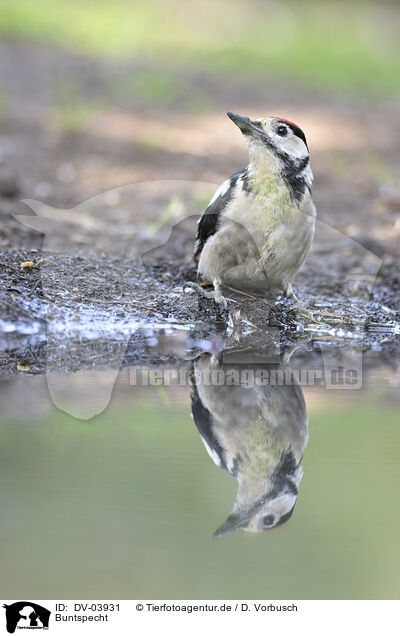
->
[198,183,315,293]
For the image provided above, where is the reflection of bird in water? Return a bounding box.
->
[190,353,308,536]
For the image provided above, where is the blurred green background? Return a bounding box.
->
[0,0,399,95]
[0,380,399,599]
[0,0,399,207]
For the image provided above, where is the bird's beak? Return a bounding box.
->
[227,111,254,135]
[213,511,250,539]
[227,112,266,141]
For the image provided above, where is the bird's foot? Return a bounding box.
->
[283,283,298,302]
[213,284,228,309]
[183,282,228,309]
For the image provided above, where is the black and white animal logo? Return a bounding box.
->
[3,602,51,633]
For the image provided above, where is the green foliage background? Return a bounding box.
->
[0,0,398,95]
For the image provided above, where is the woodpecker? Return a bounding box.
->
[190,353,308,537]
[189,112,316,306]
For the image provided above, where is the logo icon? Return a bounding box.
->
[2,602,51,633]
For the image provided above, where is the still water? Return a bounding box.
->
[0,353,399,599]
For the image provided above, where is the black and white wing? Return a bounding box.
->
[194,166,248,259]
[190,372,230,474]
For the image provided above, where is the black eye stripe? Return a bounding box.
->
[276,120,308,149]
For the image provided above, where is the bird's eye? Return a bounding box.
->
[276,125,288,137]
[263,515,274,527]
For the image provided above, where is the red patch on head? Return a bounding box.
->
[272,116,301,129]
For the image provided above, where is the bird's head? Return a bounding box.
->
[213,450,303,538]
[227,111,310,178]
[213,490,299,538]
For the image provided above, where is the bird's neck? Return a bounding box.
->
[248,144,280,177]
[247,146,284,195]
[247,145,313,200]
[236,475,270,507]
[235,448,279,505]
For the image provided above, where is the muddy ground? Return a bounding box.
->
[1,41,400,376]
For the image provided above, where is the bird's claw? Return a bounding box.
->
[213,290,228,309]
[183,282,228,309]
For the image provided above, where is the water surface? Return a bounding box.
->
[1,364,399,599]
